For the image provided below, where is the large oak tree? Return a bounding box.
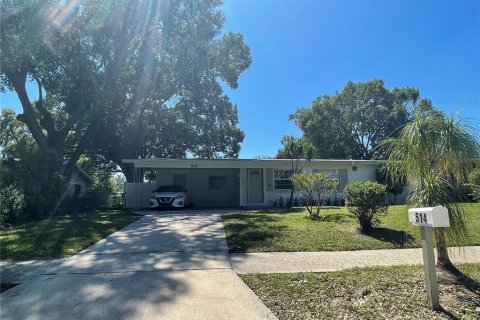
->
[1,0,251,181]
[290,79,419,159]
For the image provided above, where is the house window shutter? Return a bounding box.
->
[266,168,273,191]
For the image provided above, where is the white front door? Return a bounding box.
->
[247,168,263,203]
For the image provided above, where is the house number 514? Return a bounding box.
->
[415,212,427,224]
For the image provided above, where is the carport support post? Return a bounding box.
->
[420,226,440,310]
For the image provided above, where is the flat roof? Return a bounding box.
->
[122,158,381,169]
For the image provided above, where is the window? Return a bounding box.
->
[74,184,81,196]
[274,170,293,190]
[317,169,341,191]
[209,176,227,189]
[321,169,338,179]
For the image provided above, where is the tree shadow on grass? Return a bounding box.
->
[306,214,347,223]
[436,268,480,318]
[222,212,288,252]
[438,266,480,295]
[318,206,343,211]
[436,307,461,320]
[255,207,304,214]
[362,227,415,247]
[1,210,140,260]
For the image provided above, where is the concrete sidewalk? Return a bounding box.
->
[0,259,64,283]
[1,210,277,320]
[3,209,478,319]
[231,246,480,274]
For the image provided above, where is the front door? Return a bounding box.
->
[247,168,263,203]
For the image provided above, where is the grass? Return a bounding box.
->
[222,203,480,252]
[241,264,480,320]
[0,210,141,260]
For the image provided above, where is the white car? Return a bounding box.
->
[150,185,188,209]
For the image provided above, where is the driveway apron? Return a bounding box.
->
[0,210,277,320]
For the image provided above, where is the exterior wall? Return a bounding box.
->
[347,166,376,183]
[66,172,88,196]
[124,182,157,208]
[240,161,379,208]
[123,159,390,208]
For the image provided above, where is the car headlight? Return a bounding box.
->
[175,195,184,199]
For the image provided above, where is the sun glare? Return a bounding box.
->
[48,0,82,32]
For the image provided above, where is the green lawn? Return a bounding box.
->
[0,210,141,260]
[222,204,480,252]
[241,264,480,320]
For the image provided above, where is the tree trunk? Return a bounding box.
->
[119,162,135,183]
[434,228,456,271]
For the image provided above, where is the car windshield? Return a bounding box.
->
[155,185,183,193]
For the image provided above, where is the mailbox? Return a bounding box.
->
[407,205,450,310]
[408,206,450,227]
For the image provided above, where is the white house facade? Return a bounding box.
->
[122,158,390,209]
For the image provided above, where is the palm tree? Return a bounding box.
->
[382,107,480,271]
[277,135,316,207]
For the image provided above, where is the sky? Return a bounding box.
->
[222,0,480,157]
[1,0,479,159]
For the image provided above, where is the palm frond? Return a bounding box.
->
[382,108,479,244]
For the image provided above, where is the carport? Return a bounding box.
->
[122,159,241,208]
[155,168,240,208]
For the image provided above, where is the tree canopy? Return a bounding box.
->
[291,172,338,219]
[290,79,419,159]
[276,135,316,206]
[0,108,32,158]
[1,0,251,181]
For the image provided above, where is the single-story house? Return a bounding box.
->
[1,158,92,197]
[122,158,401,209]
[64,161,93,197]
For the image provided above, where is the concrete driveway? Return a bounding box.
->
[0,210,277,320]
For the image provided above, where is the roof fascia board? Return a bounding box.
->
[122,158,381,169]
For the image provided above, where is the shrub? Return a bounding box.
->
[2,148,68,219]
[0,184,25,227]
[59,195,84,214]
[291,172,338,219]
[59,185,112,214]
[23,169,65,219]
[376,162,406,205]
[344,181,388,232]
[467,168,480,202]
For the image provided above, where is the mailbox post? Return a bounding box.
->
[408,206,450,311]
